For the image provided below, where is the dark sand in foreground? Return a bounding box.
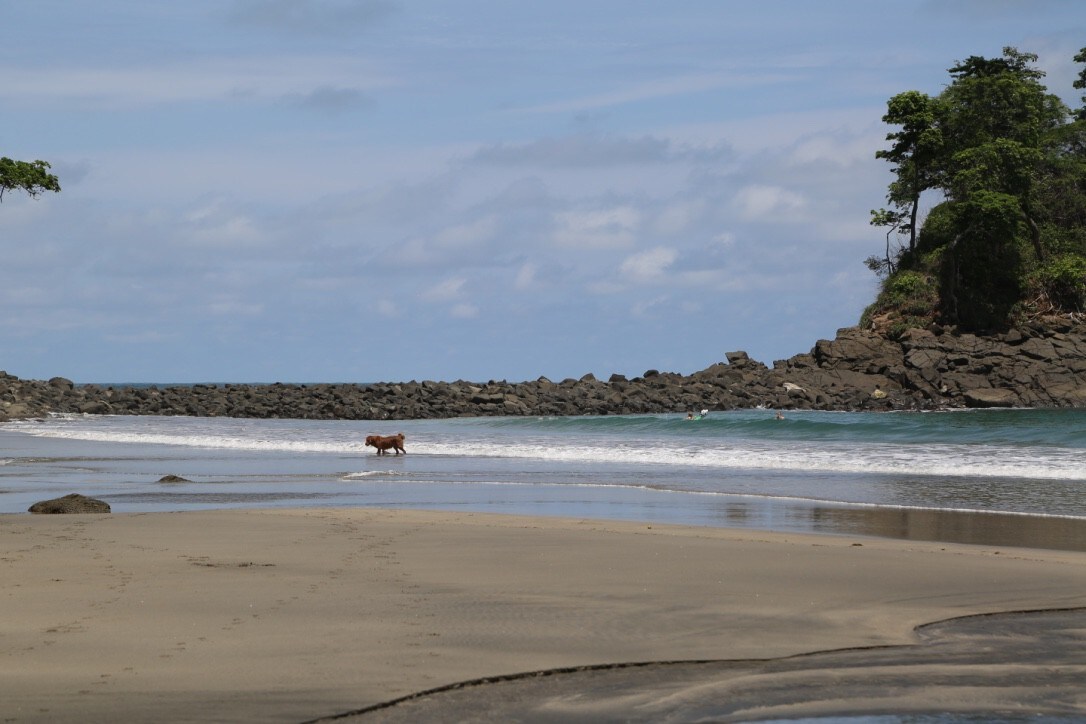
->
[2,508,1085,722]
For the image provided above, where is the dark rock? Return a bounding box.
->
[158,475,192,483]
[963,388,1020,408]
[29,493,111,514]
[79,400,113,415]
[1002,328,1027,345]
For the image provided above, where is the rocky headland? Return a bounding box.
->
[3,319,1086,422]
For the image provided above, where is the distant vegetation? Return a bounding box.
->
[864,46,1086,338]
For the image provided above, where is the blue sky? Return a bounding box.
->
[2,1,1084,383]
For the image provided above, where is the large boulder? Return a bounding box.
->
[29,493,111,514]
[963,388,1020,408]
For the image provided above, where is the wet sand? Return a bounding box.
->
[2,508,1085,722]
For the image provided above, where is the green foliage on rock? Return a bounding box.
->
[869,47,1086,334]
[1028,254,1086,313]
[862,266,940,339]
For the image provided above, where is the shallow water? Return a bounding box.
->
[3,409,1085,549]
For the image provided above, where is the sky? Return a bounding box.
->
[2,1,1084,384]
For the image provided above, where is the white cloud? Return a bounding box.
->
[630,295,670,318]
[553,206,640,249]
[0,55,394,109]
[179,198,265,248]
[471,133,677,167]
[103,330,174,344]
[664,107,886,156]
[620,247,678,282]
[515,70,791,115]
[205,298,264,316]
[281,86,375,113]
[788,131,883,167]
[679,300,702,314]
[422,277,467,302]
[653,199,707,236]
[228,0,397,37]
[713,232,737,248]
[450,303,479,319]
[586,280,624,295]
[514,263,537,290]
[434,216,498,247]
[0,196,60,227]
[733,184,808,221]
[189,215,263,248]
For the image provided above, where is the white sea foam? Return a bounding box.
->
[343,470,407,479]
[4,415,1085,481]
[2,420,364,454]
[410,439,1086,480]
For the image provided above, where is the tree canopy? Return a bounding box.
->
[866,47,1086,335]
[0,157,61,203]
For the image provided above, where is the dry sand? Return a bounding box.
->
[2,508,1085,722]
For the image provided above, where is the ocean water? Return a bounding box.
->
[2,409,1085,549]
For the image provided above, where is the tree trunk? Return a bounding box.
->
[909,194,919,253]
[941,226,971,325]
[908,165,921,253]
[1025,213,1045,262]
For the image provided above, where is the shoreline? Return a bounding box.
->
[5,445,1085,553]
[10,488,1086,554]
[3,507,1085,722]
[4,412,1086,552]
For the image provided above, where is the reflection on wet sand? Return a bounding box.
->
[806,505,1086,551]
[707,496,1086,552]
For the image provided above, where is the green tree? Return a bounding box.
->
[0,157,61,203]
[870,47,1085,332]
[1074,47,1086,121]
[939,48,1064,269]
[872,90,943,257]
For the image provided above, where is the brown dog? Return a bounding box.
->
[365,433,406,455]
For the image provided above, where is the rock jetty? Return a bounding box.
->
[3,319,1086,421]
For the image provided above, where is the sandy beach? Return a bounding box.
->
[2,508,1085,722]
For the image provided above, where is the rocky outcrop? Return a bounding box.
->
[780,317,1086,410]
[28,493,111,514]
[2,317,1085,420]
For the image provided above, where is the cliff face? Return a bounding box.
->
[3,319,1086,421]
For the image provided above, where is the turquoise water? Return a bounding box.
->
[2,409,1085,547]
